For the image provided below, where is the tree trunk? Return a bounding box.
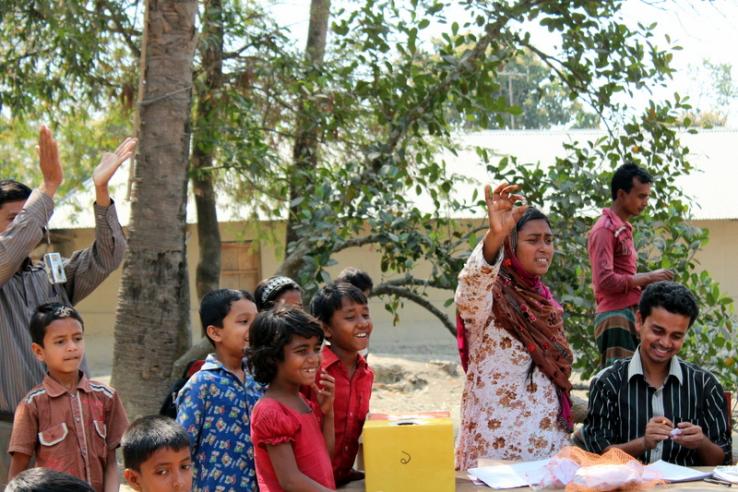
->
[283,0,331,273]
[192,0,224,301]
[111,0,197,418]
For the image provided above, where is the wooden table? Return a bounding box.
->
[340,467,727,491]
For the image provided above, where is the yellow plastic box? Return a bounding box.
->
[362,412,455,492]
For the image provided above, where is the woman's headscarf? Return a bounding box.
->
[491,209,574,432]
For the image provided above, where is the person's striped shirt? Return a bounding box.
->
[581,350,732,466]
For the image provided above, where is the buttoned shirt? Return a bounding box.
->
[582,349,732,465]
[176,354,264,492]
[587,208,641,313]
[302,346,373,484]
[8,373,129,492]
[0,190,126,413]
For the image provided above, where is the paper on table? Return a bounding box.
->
[469,459,550,489]
[644,460,712,483]
[713,465,738,484]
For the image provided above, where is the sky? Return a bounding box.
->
[268,0,738,127]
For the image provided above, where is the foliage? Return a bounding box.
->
[446,49,600,130]
[483,96,737,390]
[678,59,738,128]
[0,0,734,395]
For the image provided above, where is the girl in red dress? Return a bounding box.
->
[247,306,336,492]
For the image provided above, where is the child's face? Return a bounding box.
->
[276,288,302,309]
[326,299,372,354]
[208,299,258,357]
[32,317,85,376]
[123,447,193,492]
[276,335,322,387]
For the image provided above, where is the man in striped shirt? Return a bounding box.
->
[582,281,732,466]
[0,126,135,486]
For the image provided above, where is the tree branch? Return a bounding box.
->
[371,284,455,336]
[100,0,142,59]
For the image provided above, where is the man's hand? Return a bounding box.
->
[648,269,675,283]
[37,125,63,198]
[671,421,705,450]
[643,416,673,450]
[93,137,137,206]
[312,372,335,416]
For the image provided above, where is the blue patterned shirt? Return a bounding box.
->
[176,354,264,492]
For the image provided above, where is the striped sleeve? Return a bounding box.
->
[62,201,127,304]
[0,190,53,285]
[582,367,621,454]
[699,371,732,465]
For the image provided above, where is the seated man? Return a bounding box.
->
[582,281,731,466]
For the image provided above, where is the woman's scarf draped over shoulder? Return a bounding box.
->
[491,238,574,431]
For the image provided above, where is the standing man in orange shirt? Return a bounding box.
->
[587,163,673,367]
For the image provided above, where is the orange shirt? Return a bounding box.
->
[587,208,641,313]
[9,373,128,492]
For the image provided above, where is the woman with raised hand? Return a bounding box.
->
[455,183,573,470]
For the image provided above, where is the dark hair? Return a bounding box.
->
[310,282,368,325]
[254,276,302,311]
[335,267,374,294]
[0,179,31,208]
[29,303,85,346]
[122,416,191,471]
[199,289,256,346]
[611,163,653,200]
[245,306,324,385]
[639,281,699,327]
[5,468,95,492]
[515,207,550,232]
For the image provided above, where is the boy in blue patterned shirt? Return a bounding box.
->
[176,289,263,491]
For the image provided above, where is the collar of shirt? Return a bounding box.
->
[201,353,249,381]
[627,347,683,386]
[42,372,92,398]
[602,208,633,236]
[321,345,368,372]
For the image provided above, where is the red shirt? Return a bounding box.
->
[587,208,641,313]
[302,346,373,485]
[251,396,335,491]
[9,373,128,492]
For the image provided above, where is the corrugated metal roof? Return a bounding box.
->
[49,129,738,230]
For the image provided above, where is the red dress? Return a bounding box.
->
[251,396,335,491]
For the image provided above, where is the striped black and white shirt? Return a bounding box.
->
[0,189,126,415]
[581,348,732,466]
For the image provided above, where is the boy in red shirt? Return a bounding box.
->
[304,283,374,486]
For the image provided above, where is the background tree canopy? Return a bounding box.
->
[0,0,735,414]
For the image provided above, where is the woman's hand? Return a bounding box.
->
[482,183,528,263]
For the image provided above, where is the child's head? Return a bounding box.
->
[246,306,324,386]
[5,468,95,492]
[335,267,374,297]
[200,289,257,355]
[254,275,302,311]
[29,303,85,376]
[310,283,372,355]
[122,416,193,492]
